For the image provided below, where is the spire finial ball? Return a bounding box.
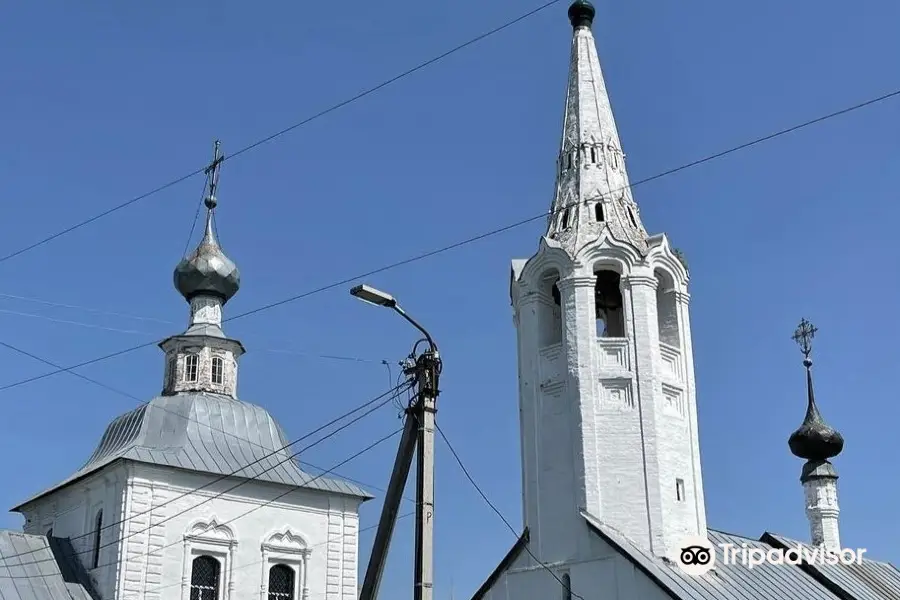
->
[568,0,595,29]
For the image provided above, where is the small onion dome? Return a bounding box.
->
[568,0,596,29]
[174,209,240,304]
[788,358,844,461]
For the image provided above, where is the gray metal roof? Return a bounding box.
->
[765,533,900,600]
[583,512,899,600]
[13,392,371,510]
[0,530,97,600]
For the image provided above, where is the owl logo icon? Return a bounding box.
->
[673,536,716,575]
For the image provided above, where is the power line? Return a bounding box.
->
[0,333,395,462]
[1,380,410,564]
[1,82,896,397]
[436,422,584,600]
[0,301,387,363]
[2,426,403,576]
[0,0,566,266]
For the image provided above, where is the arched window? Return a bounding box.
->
[211,357,224,385]
[190,555,221,600]
[561,573,572,600]
[184,353,199,382]
[268,564,295,600]
[91,510,102,569]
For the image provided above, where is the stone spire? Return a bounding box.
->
[160,141,245,398]
[789,318,844,552]
[547,0,649,255]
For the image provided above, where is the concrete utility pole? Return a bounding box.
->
[350,284,441,600]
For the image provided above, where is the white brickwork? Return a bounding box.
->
[803,475,841,552]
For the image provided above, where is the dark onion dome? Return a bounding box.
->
[568,0,596,29]
[174,212,240,304]
[788,358,844,461]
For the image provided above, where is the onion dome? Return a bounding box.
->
[568,0,596,29]
[174,195,241,304]
[788,320,844,461]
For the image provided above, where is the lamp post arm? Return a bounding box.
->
[392,305,437,354]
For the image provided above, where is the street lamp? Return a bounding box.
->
[350,284,437,352]
[351,283,440,600]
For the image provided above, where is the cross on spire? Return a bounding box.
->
[204,140,224,210]
[792,318,817,359]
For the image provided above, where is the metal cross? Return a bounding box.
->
[792,318,817,358]
[204,140,224,209]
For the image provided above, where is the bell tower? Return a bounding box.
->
[510,0,706,560]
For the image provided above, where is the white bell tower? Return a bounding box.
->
[510,0,706,560]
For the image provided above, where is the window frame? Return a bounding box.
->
[211,356,224,385]
[184,353,200,383]
[181,518,236,600]
[259,528,310,600]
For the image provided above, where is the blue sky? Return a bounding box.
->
[1,0,899,596]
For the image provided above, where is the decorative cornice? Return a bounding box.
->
[622,274,657,289]
[672,290,690,304]
[557,276,595,290]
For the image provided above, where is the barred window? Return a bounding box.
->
[268,564,295,600]
[190,555,221,600]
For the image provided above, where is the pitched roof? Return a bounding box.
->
[12,392,371,511]
[468,515,899,600]
[763,533,900,600]
[0,530,97,600]
[584,513,899,600]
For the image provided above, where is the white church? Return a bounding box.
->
[1,2,898,600]
[469,2,899,600]
[0,162,370,599]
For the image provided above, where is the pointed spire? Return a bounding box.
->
[788,319,844,462]
[547,0,649,252]
[174,141,241,305]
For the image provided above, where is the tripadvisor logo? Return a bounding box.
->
[672,535,867,576]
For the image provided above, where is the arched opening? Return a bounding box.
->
[561,208,571,229]
[190,555,221,600]
[537,270,562,347]
[595,269,625,338]
[655,269,680,348]
[268,564,296,600]
[91,510,102,569]
[561,573,573,600]
[594,203,605,222]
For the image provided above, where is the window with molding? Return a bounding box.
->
[184,354,200,382]
[211,357,224,385]
[260,528,310,600]
[181,517,236,600]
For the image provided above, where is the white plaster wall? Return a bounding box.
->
[18,462,129,599]
[478,534,672,600]
[116,462,361,600]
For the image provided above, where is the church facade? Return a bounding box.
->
[472,2,899,599]
[0,155,369,600]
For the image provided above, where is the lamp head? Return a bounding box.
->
[350,284,397,308]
